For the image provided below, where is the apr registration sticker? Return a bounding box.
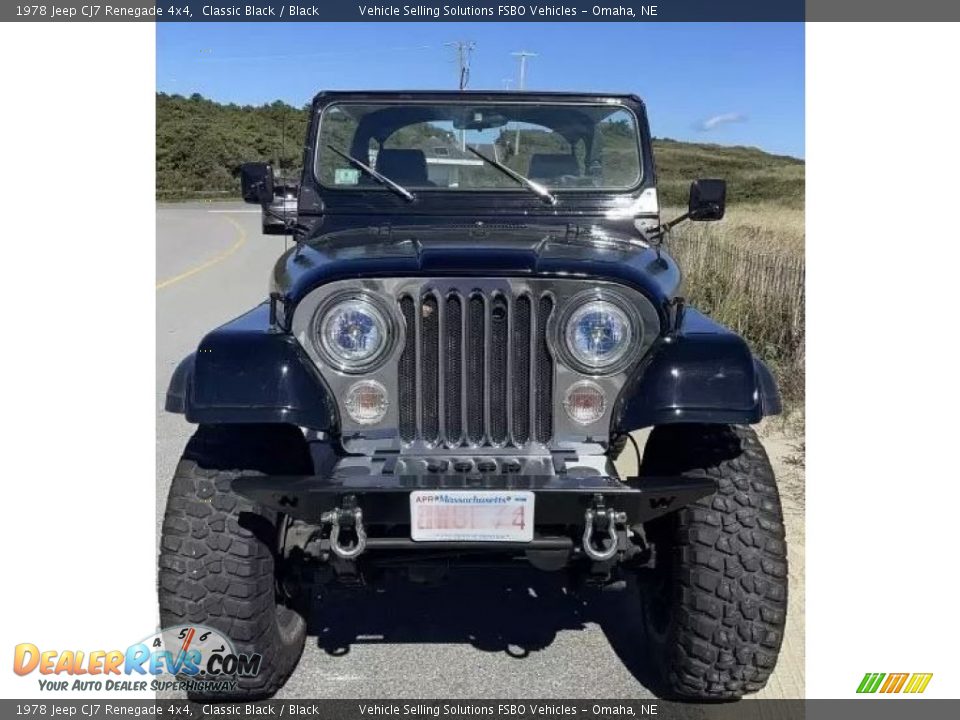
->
[410,491,534,543]
[334,168,360,185]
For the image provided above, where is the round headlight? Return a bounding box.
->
[564,299,634,372]
[317,296,390,371]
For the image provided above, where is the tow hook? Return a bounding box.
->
[582,498,627,562]
[321,501,367,560]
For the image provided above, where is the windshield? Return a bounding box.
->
[316,102,643,192]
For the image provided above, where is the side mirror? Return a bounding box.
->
[240,162,274,205]
[689,178,726,221]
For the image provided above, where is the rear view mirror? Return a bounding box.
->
[240,162,274,205]
[689,179,726,221]
[453,110,508,131]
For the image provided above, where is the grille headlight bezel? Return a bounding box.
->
[312,292,395,374]
[557,289,644,375]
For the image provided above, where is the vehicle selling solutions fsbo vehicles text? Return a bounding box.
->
[356,5,656,17]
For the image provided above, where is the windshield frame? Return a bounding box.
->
[312,99,646,196]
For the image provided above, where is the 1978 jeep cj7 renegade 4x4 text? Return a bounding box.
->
[161,91,787,701]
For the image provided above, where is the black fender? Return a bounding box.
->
[613,308,782,431]
[164,303,338,430]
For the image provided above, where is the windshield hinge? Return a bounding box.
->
[668,296,686,333]
[564,223,583,241]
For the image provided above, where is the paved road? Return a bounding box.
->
[156,203,804,700]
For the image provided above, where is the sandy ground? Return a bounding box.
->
[753,423,805,699]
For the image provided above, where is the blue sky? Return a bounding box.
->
[157,23,804,158]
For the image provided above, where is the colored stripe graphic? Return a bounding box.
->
[857,672,932,694]
[904,673,933,694]
[856,673,885,693]
[880,673,909,693]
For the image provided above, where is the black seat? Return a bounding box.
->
[375,149,431,185]
[528,154,580,181]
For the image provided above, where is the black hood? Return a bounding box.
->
[272,224,681,309]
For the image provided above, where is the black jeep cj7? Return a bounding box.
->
[162,91,787,701]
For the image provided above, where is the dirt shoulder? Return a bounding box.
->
[754,420,805,699]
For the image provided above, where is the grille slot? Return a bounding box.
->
[535,295,554,443]
[489,295,509,445]
[444,295,463,443]
[398,295,417,442]
[466,294,485,444]
[420,294,440,443]
[512,295,532,445]
[398,286,554,448]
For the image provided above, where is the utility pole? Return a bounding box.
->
[512,50,536,90]
[446,40,475,151]
[511,50,536,154]
[446,40,476,90]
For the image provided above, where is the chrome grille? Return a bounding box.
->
[398,288,554,447]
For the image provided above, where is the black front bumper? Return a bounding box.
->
[232,472,715,529]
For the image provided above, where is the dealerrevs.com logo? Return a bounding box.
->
[857,672,934,694]
[13,624,262,693]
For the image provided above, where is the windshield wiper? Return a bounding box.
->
[326,144,415,202]
[466,145,557,206]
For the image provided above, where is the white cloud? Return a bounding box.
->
[698,112,747,131]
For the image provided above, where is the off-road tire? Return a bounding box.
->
[638,424,788,700]
[158,424,312,701]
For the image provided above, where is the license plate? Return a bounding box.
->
[410,490,535,542]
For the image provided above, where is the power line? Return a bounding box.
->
[198,44,434,63]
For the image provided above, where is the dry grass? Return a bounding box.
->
[663,204,805,411]
[654,139,805,209]
[664,204,804,255]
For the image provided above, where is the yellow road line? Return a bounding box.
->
[156,214,247,290]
